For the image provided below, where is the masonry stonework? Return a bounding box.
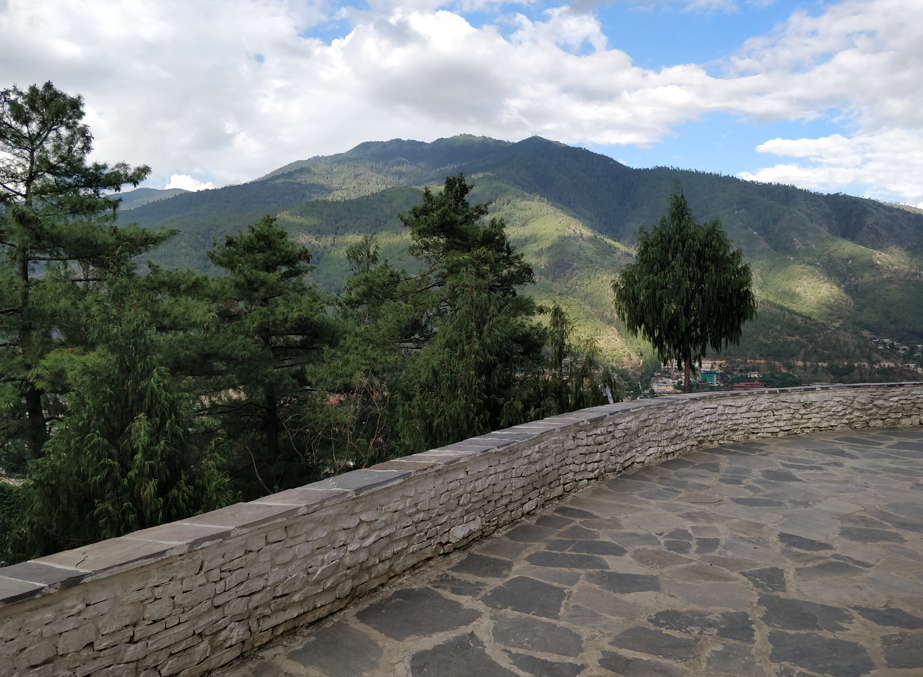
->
[1,383,921,676]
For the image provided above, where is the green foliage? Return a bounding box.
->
[398,174,537,343]
[309,177,618,463]
[402,174,534,294]
[21,269,232,557]
[0,482,25,566]
[827,362,856,378]
[398,268,542,451]
[393,176,541,446]
[759,371,804,388]
[302,234,422,473]
[305,335,402,475]
[613,188,757,391]
[392,177,622,452]
[540,302,622,412]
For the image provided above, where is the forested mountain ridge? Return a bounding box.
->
[121,135,923,358]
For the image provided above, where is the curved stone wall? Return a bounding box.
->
[1,383,921,676]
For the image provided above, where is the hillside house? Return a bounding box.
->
[733,381,765,391]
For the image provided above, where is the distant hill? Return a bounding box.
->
[123,135,923,369]
[887,203,923,216]
[114,187,188,210]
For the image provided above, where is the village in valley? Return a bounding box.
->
[647,338,923,397]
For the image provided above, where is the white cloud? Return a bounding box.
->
[509,7,608,52]
[165,174,215,192]
[1,0,920,203]
[727,0,923,202]
[726,0,923,130]
[739,129,923,205]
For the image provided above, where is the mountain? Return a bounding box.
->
[113,187,189,210]
[121,135,923,370]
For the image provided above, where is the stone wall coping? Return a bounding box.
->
[0,381,918,611]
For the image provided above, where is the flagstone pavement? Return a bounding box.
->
[216,428,923,677]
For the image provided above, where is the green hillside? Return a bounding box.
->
[124,135,923,372]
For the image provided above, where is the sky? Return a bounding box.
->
[1,0,921,206]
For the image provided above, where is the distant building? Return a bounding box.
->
[700,369,722,385]
[747,371,760,378]
[651,379,679,394]
[733,381,765,391]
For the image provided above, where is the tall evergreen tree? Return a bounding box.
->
[21,242,231,557]
[612,187,757,392]
[395,176,545,451]
[294,179,623,469]
[199,216,329,495]
[0,82,157,463]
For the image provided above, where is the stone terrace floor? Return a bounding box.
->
[217,428,923,677]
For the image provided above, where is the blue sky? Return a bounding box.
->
[573,0,838,173]
[1,0,920,205]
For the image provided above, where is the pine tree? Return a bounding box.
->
[0,82,159,462]
[396,176,544,451]
[199,216,329,495]
[399,174,536,344]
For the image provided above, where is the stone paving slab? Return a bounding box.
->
[215,428,923,677]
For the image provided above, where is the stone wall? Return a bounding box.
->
[1,383,921,677]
